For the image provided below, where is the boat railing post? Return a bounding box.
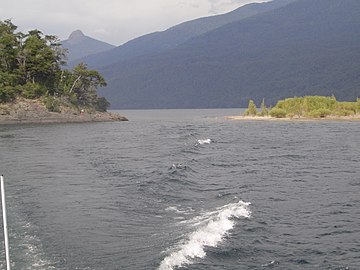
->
[1,175,11,270]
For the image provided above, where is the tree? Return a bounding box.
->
[0,20,21,102]
[244,100,257,116]
[0,19,19,74]
[260,98,269,116]
[16,30,64,92]
[69,63,107,107]
[269,107,287,118]
[0,20,109,112]
[95,97,110,112]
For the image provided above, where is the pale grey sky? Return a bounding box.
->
[1,0,268,45]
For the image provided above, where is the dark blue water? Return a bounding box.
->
[0,109,359,270]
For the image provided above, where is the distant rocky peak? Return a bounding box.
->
[67,30,86,44]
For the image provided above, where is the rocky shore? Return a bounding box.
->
[0,98,128,125]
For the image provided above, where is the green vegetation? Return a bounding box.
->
[244,100,257,116]
[260,99,269,116]
[245,96,360,118]
[0,19,110,112]
[269,108,287,118]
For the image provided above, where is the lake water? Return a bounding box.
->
[0,109,359,270]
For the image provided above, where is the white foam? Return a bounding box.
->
[197,139,211,145]
[166,206,186,214]
[158,201,251,270]
[166,206,194,215]
[171,163,185,169]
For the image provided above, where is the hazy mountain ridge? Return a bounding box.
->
[76,0,295,69]
[98,0,360,109]
[62,30,115,64]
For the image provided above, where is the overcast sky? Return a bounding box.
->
[1,0,268,46]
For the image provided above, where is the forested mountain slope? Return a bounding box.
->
[99,0,360,109]
[76,0,295,69]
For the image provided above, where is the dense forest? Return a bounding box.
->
[0,19,109,112]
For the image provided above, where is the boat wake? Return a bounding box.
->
[158,200,251,270]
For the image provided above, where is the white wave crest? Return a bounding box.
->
[197,139,211,145]
[166,206,187,214]
[158,200,251,270]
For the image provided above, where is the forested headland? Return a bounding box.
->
[0,20,124,123]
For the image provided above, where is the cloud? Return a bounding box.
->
[0,0,268,45]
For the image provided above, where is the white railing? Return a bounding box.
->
[1,175,10,270]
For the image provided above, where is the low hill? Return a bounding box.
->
[62,30,115,64]
[98,0,360,109]
[76,0,295,69]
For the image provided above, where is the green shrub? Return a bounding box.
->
[0,86,17,103]
[20,83,46,99]
[334,109,355,117]
[0,72,19,87]
[276,97,304,116]
[44,96,61,112]
[269,108,287,118]
[244,100,257,116]
[260,99,269,116]
[303,96,337,112]
[306,108,332,118]
[0,104,10,115]
[67,93,79,106]
[94,97,110,112]
[336,102,357,114]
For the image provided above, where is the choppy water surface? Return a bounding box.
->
[0,109,359,270]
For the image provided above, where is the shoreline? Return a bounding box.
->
[0,98,128,126]
[225,115,360,122]
[0,112,128,126]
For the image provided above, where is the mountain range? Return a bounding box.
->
[62,30,115,64]
[75,0,295,69]
[68,0,360,109]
